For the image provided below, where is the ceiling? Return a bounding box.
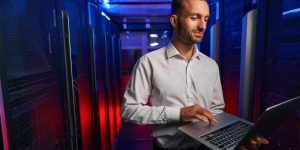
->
[98,0,173,31]
[98,0,216,31]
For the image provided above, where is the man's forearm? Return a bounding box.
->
[121,104,181,125]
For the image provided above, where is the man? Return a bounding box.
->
[121,0,268,149]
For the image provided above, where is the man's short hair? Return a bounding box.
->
[171,0,208,15]
[171,0,182,15]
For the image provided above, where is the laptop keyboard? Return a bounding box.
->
[200,121,252,150]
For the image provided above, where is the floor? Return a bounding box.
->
[114,122,154,150]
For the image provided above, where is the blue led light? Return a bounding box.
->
[146,23,150,29]
[282,7,300,20]
[104,4,110,8]
[216,2,219,21]
[123,23,127,29]
[282,8,300,16]
[145,19,150,29]
[101,11,111,21]
[102,0,110,8]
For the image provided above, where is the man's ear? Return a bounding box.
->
[170,15,178,28]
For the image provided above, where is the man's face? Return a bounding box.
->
[175,0,210,44]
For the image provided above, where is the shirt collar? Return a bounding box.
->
[166,42,202,60]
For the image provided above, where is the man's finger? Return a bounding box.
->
[261,138,269,144]
[188,105,217,124]
[250,139,257,145]
[256,137,262,145]
[195,115,209,124]
[198,110,217,124]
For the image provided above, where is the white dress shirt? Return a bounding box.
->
[121,42,225,149]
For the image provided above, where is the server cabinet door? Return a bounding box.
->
[56,0,94,149]
[103,30,117,150]
[255,0,300,149]
[112,35,122,133]
[87,3,107,150]
[0,0,68,149]
[201,1,219,58]
[219,0,249,116]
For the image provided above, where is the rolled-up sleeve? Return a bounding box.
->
[121,57,180,124]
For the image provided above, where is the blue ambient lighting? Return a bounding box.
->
[103,0,110,8]
[216,2,219,21]
[101,11,111,21]
[282,7,300,16]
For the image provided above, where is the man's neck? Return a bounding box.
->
[171,38,195,61]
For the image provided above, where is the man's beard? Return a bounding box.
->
[189,28,205,43]
[192,34,204,43]
[177,21,204,44]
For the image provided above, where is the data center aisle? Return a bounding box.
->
[114,123,153,150]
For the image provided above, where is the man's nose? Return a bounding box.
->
[197,18,206,30]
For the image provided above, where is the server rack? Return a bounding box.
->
[219,0,244,116]
[1,0,124,149]
[88,3,110,150]
[200,0,219,59]
[100,9,122,150]
[88,4,123,149]
[56,0,95,149]
[253,0,300,149]
[87,3,101,150]
[0,0,70,149]
[112,34,122,134]
[103,22,117,150]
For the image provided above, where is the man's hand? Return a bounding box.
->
[240,135,269,150]
[180,104,217,125]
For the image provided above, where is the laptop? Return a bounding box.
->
[178,96,300,150]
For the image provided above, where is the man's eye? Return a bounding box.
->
[191,17,197,20]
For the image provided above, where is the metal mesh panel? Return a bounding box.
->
[0,0,51,79]
[0,0,67,149]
